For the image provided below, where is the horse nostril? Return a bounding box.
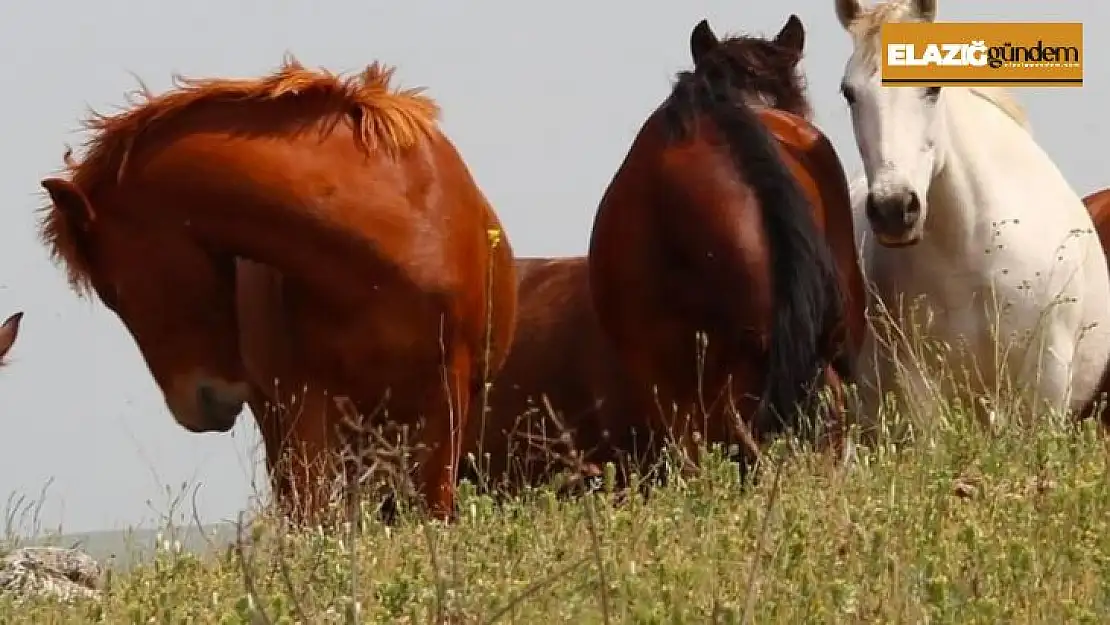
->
[903,192,922,226]
[196,383,242,428]
[865,194,878,220]
[197,384,217,411]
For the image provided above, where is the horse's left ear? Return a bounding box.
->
[690,19,720,67]
[0,312,23,363]
[42,178,96,231]
[774,14,806,58]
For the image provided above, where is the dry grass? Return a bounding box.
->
[5,405,1110,622]
[7,293,1110,623]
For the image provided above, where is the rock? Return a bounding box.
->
[0,546,102,603]
[952,479,979,499]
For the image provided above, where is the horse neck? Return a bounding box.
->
[236,259,295,393]
[167,138,447,307]
[926,88,1037,251]
[190,203,371,308]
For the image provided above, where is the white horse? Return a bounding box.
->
[834,0,1110,426]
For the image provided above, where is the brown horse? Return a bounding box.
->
[1078,188,1110,423]
[461,256,643,491]
[239,255,639,504]
[587,16,864,472]
[0,312,23,366]
[1084,189,1110,261]
[39,58,518,521]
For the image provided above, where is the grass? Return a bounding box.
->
[4,402,1110,624]
[7,273,1110,623]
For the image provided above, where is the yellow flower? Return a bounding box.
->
[486,228,502,249]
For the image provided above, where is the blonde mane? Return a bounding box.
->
[965,87,1030,131]
[40,56,442,296]
[844,0,1030,131]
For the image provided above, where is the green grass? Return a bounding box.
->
[5,405,1110,624]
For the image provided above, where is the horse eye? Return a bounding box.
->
[924,86,942,101]
[840,84,856,105]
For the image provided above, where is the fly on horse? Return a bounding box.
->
[587,15,864,474]
[837,0,1110,425]
[0,312,23,366]
[39,58,518,521]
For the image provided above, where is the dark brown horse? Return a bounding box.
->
[39,58,518,521]
[587,16,865,472]
[0,312,23,366]
[461,256,643,491]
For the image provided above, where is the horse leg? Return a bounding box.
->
[815,364,854,468]
[855,325,942,442]
[851,330,887,441]
[417,342,471,521]
[270,388,338,525]
[247,387,292,506]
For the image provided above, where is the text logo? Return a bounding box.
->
[880,22,1082,87]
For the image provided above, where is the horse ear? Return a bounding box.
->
[690,19,720,67]
[0,312,23,363]
[775,15,806,58]
[915,0,937,21]
[835,0,864,30]
[41,178,95,231]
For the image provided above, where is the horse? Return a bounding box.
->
[1076,188,1110,423]
[835,0,1110,426]
[587,15,864,475]
[461,256,642,493]
[39,58,518,522]
[0,312,23,366]
[1083,189,1110,259]
[239,255,640,508]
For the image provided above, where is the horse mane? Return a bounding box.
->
[40,56,441,297]
[75,56,439,185]
[691,31,811,119]
[842,0,919,56]
[845,0,1031,132]
[660,50,843,435]
[967,87,1031,131]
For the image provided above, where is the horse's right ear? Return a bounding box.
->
[835,0,864,30]
[41,178,95,231]
[690,19,720,67]
[0,312,23,363]
[774,14,806,58]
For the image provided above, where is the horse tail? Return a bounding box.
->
[698,83,845,437]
